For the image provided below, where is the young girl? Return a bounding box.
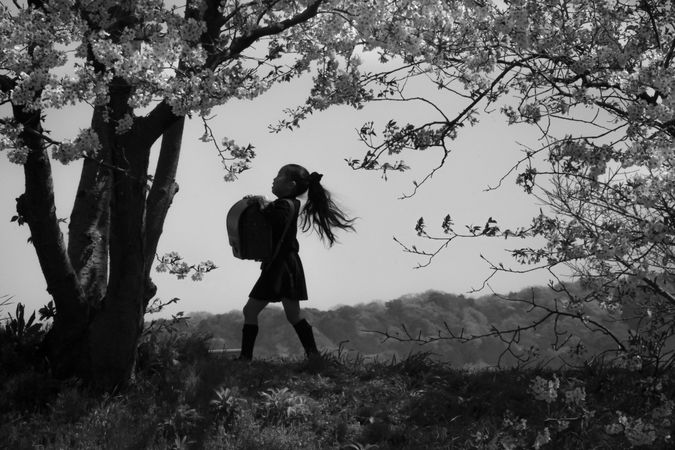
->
[239,163,355,360]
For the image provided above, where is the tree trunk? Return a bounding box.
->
[67,106,112,306]
[13,105,90,378]
[8,3,184,389]
[84,80,181,389]
[84,77,146,389]
[143,117,184,308]
[87,141,148,388]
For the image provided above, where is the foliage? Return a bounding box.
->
[0,303,48,375]
[209,385,244,426]
[2,302,42,343]
[155,252,217,281]
[0,303,57,415]
[0,0,419,169]
[259,386,316,424]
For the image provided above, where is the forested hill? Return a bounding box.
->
[191,287,630,368]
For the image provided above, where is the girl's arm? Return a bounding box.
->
[244,195,269,209]
[260,198,294,230]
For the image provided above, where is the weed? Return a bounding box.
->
[210,385,244,425]
[4,303,43,342]
[259,387,315,424]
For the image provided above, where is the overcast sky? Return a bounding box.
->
[0,65,555,319]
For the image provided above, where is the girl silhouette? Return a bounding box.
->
[239,164,355,360]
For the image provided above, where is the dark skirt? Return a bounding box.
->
[249,251,308,301]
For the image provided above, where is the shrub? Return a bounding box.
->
[0,303,47,377]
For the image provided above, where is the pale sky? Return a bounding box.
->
[1,69,553,319]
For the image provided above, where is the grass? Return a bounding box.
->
[1,326,674,449]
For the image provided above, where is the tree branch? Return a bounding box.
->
[67,106,112,306]
[207,0,324,68]
[137,100,181,147]
[143,117,184,309]
[12,101,90,376]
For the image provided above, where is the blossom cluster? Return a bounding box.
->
[51,128,101,165]
[529,375,560,404]
[218,137,256,183]
[155,252,216,281]
[602,377,675,447]
[0,120,26,164]
[2,0,303,123]
[605,413,658,447]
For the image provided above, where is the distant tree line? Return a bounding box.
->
[192,286,631,369]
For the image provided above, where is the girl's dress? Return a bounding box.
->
[249,197,308,302]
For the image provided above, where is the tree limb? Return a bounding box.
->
[13,100,90,375]
[143,117,184,309]
[68,106,112,306]
[137,100,181,148]
[207,0,324,68]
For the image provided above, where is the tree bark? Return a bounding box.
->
[67,106,112,306]
[87,137,148,388]
[86,78,150,389]
[13,105,90,378]
[143,117,184,308]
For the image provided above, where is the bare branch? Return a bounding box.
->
[399,142,450,200]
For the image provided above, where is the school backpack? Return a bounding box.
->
[226,198,293,261]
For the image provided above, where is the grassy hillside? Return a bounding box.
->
[1,326,673,449]
[1,287,671,449]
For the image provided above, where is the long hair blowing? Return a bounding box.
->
[284,164,355,246]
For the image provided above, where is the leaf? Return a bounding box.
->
[38,301,56,320]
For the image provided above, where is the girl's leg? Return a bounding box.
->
[281,299,302,325]
[239,298,268,360]
[243,298,268,325]
[283,300,319,357]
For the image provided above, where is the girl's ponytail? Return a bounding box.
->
[283,165,355,246]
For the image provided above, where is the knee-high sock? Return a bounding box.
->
[239,324,258,360]
[293,318,319,357]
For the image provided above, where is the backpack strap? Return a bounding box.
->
[267,198,296,264]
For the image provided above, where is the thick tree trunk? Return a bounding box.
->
[15,103,180,386]
[86,78,147,389]
[88,139,148,388]
[9,3,186,389]
[86,81,181,389]
[67,106,112,306]
[143,117,184,308]
[13,106,90,378]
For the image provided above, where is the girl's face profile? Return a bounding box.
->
[272,168,296,198]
